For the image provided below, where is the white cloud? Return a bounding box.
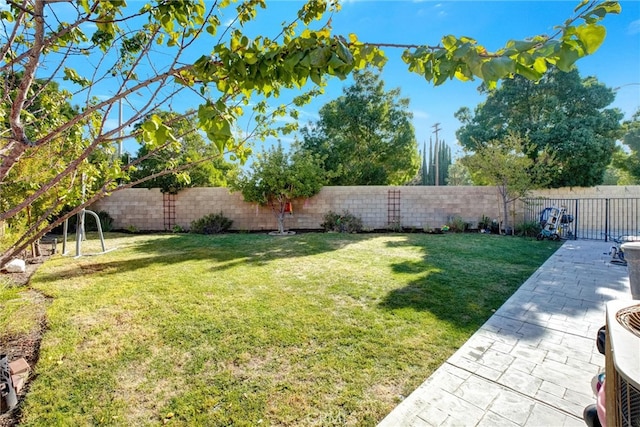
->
[628,19,640,35]
[412,110,431,120]
[296,109,320,122]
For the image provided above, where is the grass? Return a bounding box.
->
[3,232,560,426]
[0,281,44,345]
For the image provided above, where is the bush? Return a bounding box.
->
[321,210,363,233]
[96,211,114,232]
[446,216,467,233]
[478,215,492,231]
[190,212,233,234]
[387,220,402,233]
[516,220,542,237]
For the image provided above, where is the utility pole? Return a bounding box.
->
[432,123,441,186]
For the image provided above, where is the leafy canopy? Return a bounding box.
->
[461,132,553,232]
[456,68,623,188]
[610,110,640,183]
[230,143,325,233]
[299,69,419,185]
[130,111,238,193]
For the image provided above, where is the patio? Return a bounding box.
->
[379,239,631,426]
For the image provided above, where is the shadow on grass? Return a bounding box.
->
[378,260,484,332]
[33,232,374,283]
[378,234,564,336]
[35,232,572,339]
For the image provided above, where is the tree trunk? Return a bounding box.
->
[277,213,285,234]
[499,185,509,235]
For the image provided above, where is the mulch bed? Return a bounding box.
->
[0,256,50,427]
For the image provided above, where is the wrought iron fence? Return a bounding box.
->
[523,198,640,241]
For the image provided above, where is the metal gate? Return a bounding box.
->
[523,198,640,241]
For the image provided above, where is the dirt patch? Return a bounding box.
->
[1,258,45,288]
[0,257,49,426]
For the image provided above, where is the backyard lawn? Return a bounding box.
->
[1,232,560,426]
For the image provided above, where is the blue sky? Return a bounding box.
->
[9,0,637,158]
[267,0,640,159]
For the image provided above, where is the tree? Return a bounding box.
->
[420,142,429,186]
[461,133,552,234]
[611,109,640,183]
[299,69,419,185]
[446,160,473,186]
[0,74,96,255]
[410,139,452,186]
[455,68,623,188]
[0,0,621,266]
[129,111,238,193]
[424,138,452,186]
[230,144,325,234]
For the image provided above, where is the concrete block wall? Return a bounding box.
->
[91,185,640,232]
[94,188,165,230]
[92,186,503,232]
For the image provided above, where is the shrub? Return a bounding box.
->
[478,215,492,231]
[190,212,233,234]
[96,211,114,232]
[516,220,542,237]
[321,210,363,233]
[387,220,402,232]
[446,216,467,233]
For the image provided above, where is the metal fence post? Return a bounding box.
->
[574,199,579,240]
[605,199,609,242]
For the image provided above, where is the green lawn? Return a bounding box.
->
[3,232,560,426]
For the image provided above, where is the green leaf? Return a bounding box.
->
[574,0,589,13]
[481,57,515,82]
[509,40,540,52]
[327,53,346,69]
[244,51,258,65]
[589,2,622,18]
[0,10,14,22]
[514,63,543,81]
[310,70,322,85]
[532,57,548,74]
[454,64,473,82]
[574,24,606,54]
[442,35,457,50]
[284,51,304,71]
[309,46,330,67]
[452,44,472,60]
[556,43,582,71]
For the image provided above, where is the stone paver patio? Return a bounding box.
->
[379,239,631,426]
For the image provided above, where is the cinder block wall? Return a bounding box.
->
[92,186,502,231]
[530,186,640,199]
[91,185,640,232]
[95,188,165,230]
